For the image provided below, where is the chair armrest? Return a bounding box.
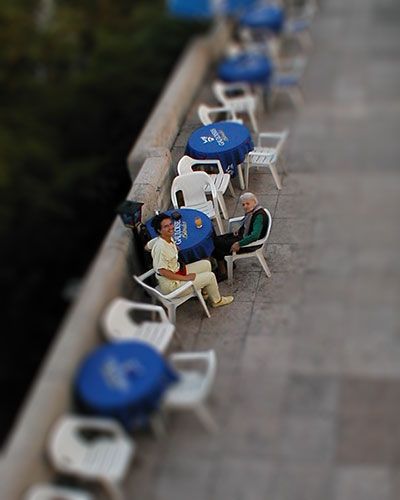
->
[170,350,216,363]
[163,280,194,299]
[128,301,169,323]
[284,18,312,32]
[239,238,264,248]
[209,106,240,120]
[272,71,302,85]
[258,129,289,147]
[227,216,244,232]
[242,95,258,109]
[230,238,263,257]
[136,269,155,281]
[191,158,224,172]
[169,350,217,376]
[74,416,126,436]
[277,56,307,73]
[221,81,252,95]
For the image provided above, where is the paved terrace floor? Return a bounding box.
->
[124,1,400,499]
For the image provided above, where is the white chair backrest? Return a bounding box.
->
[102,297,169,341]
[212,81,229,105]
[171,171,217,208]
[167,350,217,404]
[177,155,224,176]
[197,104,240,126]
[231,207,272,247]
[49,419,87,473]
[198,104,216,125]
[24,484,93,500]
[48,416,134,482]
[102,298,140,340]
[212,81,252,103]
[177,155,197,175]
[251,207,272,246]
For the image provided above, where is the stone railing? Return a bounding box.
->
[0,19,232,498]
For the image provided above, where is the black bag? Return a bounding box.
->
[116,200,151,270]
[116,200,143,228]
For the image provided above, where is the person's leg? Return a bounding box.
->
[158,278,181,295]
[213,234,237,261]
[186,260,221,303]
[176,260,233,307]
[191,271,221,303]
[213,234,239,279]
[186,260,212,274]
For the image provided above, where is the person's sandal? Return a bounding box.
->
[211,295,234,308]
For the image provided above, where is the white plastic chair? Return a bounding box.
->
[101,298,177,352]
[238,27,281,66]
[283,16,313,52]
[224,208,272,284]
[163,350,218,433]
[171,171,224,234]
[269,64,305,109]
[238,27,308,74]
[212,80,259,133]
[197,103,243,126]
[133,268,210,324]
[177,155,235,220]
[285,0,317,23]
[24,484,93,500]
[245,129,289,190]
[47,416,135,500]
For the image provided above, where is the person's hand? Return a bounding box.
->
[230,242,240,253]
[186,273,196,281]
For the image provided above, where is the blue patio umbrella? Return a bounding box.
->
[167,0,258,19]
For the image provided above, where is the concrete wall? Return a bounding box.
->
[0,20,232,499]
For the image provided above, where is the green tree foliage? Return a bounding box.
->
[0,0,208,444]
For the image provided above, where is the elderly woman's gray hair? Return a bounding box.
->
[239,192,258,203]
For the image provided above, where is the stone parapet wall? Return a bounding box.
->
[0,20,232,498]
[127,20,232,177]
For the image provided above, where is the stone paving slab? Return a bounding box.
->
[122,0,400,497]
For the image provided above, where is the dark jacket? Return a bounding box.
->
[237,208,269,242]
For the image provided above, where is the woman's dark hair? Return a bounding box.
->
[151,213,172,234]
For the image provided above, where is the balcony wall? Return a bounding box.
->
[0,20,232,499]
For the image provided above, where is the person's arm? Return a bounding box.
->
[145,237,158,252]
[158,268,196,281]
[231,214,264,251]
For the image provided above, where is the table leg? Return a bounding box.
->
[237,164,245,190]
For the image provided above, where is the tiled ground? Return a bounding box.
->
[124,0,400,498]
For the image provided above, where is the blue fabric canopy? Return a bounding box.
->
[218,52,273,84]
[186,121,253,176]
[167,0,257,18]
[75,341,178,430]
[146,208,215,264]
[240,4,285,33]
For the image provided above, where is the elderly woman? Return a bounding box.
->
[146,213,234,308]
[213,192,269,281]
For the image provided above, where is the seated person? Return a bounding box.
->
[146,213,234,308]
[213,192,269,281]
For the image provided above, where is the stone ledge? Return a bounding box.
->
[0,19,232,497]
